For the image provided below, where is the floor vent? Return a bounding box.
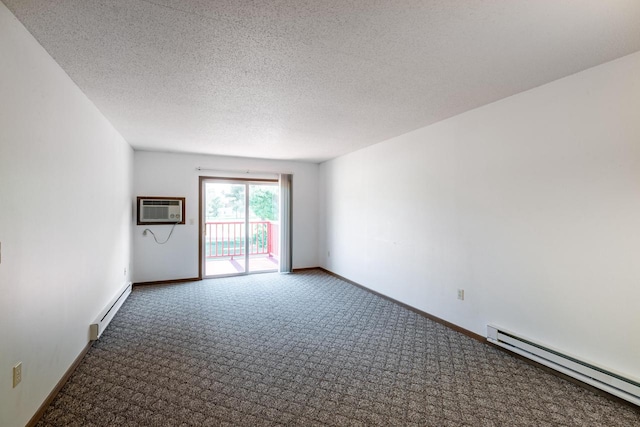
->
[487,325,640,406]
[90,282,132,340]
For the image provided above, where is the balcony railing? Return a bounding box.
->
[205,221,279,259]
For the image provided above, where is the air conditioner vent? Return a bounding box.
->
[137,197,185,225]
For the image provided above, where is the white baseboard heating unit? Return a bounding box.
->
[90,282,132,340]
[487,325,640,406]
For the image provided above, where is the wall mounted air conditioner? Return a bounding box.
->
[137,197,185,225]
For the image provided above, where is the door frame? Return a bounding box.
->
[199,176,279,278]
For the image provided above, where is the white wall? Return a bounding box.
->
[133,151,318,282]
[0,4,134,427]
[319,51,640,380]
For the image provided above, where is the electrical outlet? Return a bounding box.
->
[457,289,465,300]
[327,251,331,257]
[13,362,22,387]
[143,230,147,236]
[124,267,127,276]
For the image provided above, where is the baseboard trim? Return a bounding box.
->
[26,341,93,427]
[318,267,639,411]
[318,267,484,342]
[133,277,201,287]
[292,266,321,272]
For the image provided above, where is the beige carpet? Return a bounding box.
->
[36,270,640,426]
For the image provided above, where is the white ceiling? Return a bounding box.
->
[4,1,640,163]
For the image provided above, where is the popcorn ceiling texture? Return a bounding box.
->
[35,270,640,426]
[4,1,640,162]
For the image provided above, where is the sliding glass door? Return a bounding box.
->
[202,179,279,277]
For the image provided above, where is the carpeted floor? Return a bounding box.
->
[37,270,639,426]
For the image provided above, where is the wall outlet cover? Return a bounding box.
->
[13,362,22,387]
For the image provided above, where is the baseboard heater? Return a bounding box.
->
[90,282,132,340]
[487,325,640,406]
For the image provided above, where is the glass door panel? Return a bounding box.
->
[247,184,279,273]
[204,182,246,277]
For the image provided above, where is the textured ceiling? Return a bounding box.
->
[4,1,640,162]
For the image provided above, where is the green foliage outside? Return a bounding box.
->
[207,196,222,218]
[249,187,278,221]
[206,184,277,221]
[226,186,245,218]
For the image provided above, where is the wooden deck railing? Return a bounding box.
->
[205,221,278,259]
